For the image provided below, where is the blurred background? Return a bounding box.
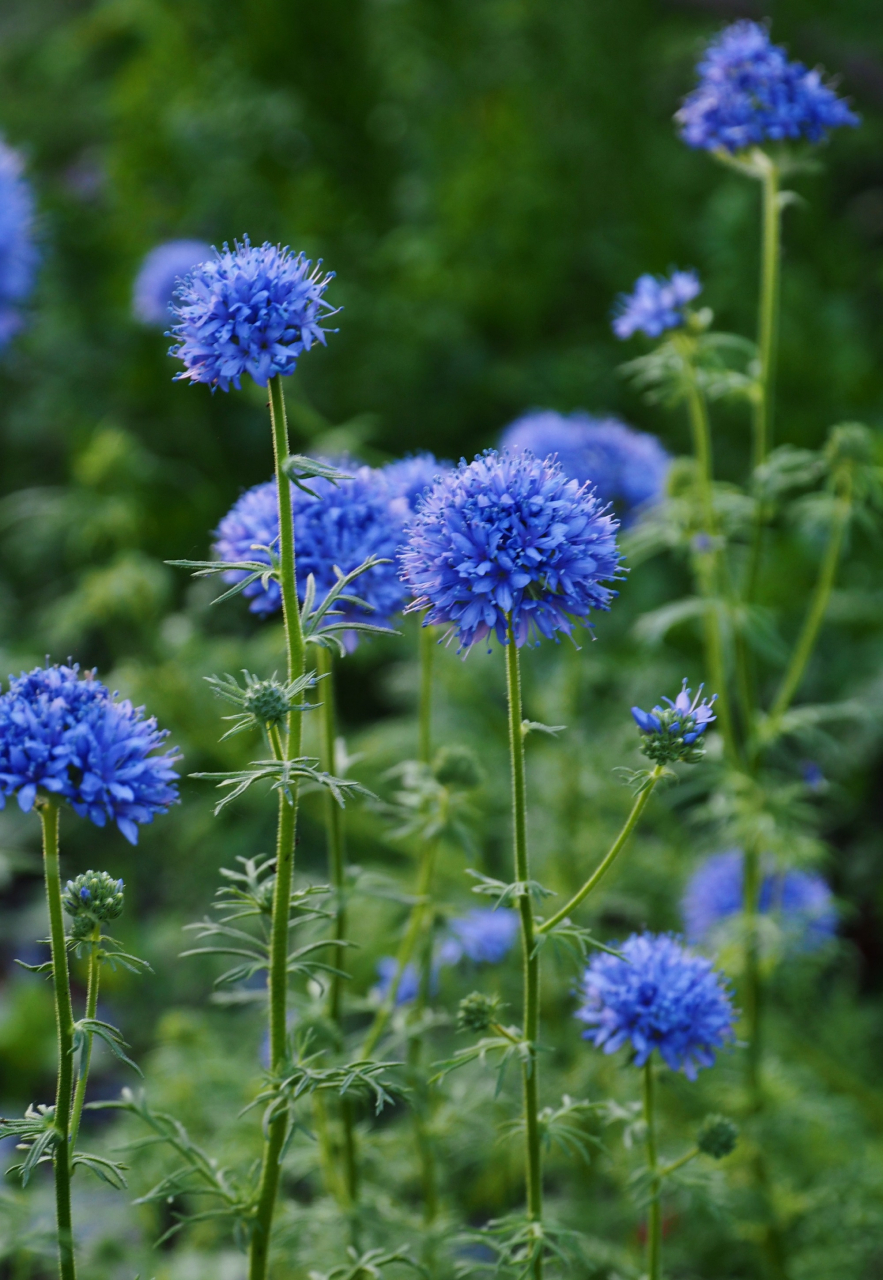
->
[2,1,883,1277]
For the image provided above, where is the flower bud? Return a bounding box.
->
[242,678,291,728]
[697,1113,738,1160]
[457,991,500,1033]
[63,870,124,938]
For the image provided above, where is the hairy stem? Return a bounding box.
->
[40,802,76,1280]
[643,1062,662,1280]
[419,618,435,766]
[69,924,101,1152]
[505,621,543,1278]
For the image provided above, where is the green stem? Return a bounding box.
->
[418,619,435,766]
[249,375,306,1280]
[755,156,781,473]
[40,802,76,1280]
[643,1061,662,1280]
[658,1147,699,1179]
[538,767,663,935]
[769,480,851,723]
[505,622,543,1278]
[69,924,101,1152]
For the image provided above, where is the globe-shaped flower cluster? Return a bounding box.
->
[168,238,336,391]
[632,680,717,765]
[399,449,621,651]
[0,136,39,349]
[0,664,179,844]
[612,270,701,341]
[577,932,736,1079]
[676,21,859,153]
[500,410,670,520]
[133,239,212,326]
[438,909,519,966]
[682,849,837,953]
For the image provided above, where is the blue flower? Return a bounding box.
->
[631,680,716,765]
[168,238,337,391]
[0,137,39,349]
[612,270,701,341]
[438,909,520,966]
[133,240,212,326]
[676,21,859,153]
[500,410,670,520]
[577,933,736,1080]
[682,850,837,953]
[373,957,422,1006]
[382,453,448,514]
[214,463,409,632]
[0,665,179,844]
[399,449,622,652]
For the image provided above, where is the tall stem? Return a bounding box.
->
[643,1062,662,1280]
[418,619,435,766]
[505,622,543,1277]
[40,802,76,1280]
[69,924,101,1151]
[249,374,306,1280]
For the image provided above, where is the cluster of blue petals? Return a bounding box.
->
[676,21,859,153]
[214,463,410,632]
[0,137,39,349]
[168,238,336,391]
[683,849,837,952]
[133,240,211,326]
[577,932,736,1080]
[438,909,519,966]
[382,453,448,515]
[399,449,621,652]
[632,680,717,742]
[0,665,179,844]
[613,270,701,341]
[500,410,670,520]
[374,957,424,1006]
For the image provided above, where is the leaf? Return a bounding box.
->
[466,869,555,910]
[73,1019,142,1077]
[191,756,372,814]
[281,454,350,494]
[72,1151,129,1189]
[521,720,566,739]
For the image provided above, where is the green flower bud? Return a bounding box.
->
[242,678,291,728]
[433,745,484,791]
[457,991,500,1033]
[63,870,124,938]
[697,1113,738,1160]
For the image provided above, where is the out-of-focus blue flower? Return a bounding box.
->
[682,849,837,952]
[438,909,520,966]
[676,21,860,153]
[577,933,736,1080]
[169,238,336,391]
[373,957,422,1005]
[399,449,621,652]
[613,270,701,341]
[0,665,179,844]
[801,760,826,792]
[382,453,448,516]
[214,463,408,634]
[133,240,212,326]
[631,680,716,765]
[0,137,38,349]
[500,410,670,520]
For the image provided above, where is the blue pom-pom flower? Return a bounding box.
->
[577,933,737,1080]
[500,410,670,520]
[682,849,837,953]
[0,665,179,844]
[676,21,859,154]
[399,449,622,652]
[0,137,39,349]
[133,239,212,326]
[168,238,337,391]
[613,270,701,341]
[438,909,520,966]
[631,680,716,765]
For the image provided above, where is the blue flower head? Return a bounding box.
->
[382,453,449,515]
[500,410,670,521]
[613,270,701,341]
[438,909,520,966]
[676,21,860,154]
[168,238,337,391]
[373,957,422,1006]
[399,449,622,652]
[577,933,737,1080]
[0,137,39,349]
[632,679,716,765]
[0,665,179,844]
[133,240,212,326]
[214,463,409,636]
[683,850,837,953]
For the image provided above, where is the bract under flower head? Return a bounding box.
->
[613,270,701,341]
[682,849,837,953]
[0,137,39,349]
[577,932,736,1079]
[631,679,716,765]
[0,665,179,844]
[399,449,621,652]
[168,238,336,391]
[500,410,670,521]
[438,909,519,966]
[213,463,409,634]
[676,21,859,153]
[133,239,212,326]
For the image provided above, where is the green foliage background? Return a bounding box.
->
[2,1,883,1277]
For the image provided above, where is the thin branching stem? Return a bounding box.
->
[643,1062,662,1280]
[69,924,101,1151]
